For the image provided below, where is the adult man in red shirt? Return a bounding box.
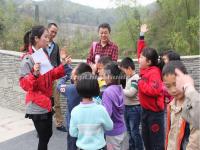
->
[87,23,118,64]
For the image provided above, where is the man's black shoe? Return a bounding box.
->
[56,125,67,132]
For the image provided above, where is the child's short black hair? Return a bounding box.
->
[76,63,92,75]
[48,22,58,28]
[142,47,158,66]
[159,50,181,70]
[98,23,111,33]
[120,57,135,70]
[167,51,181,61]
[162,50,181,61]
[97,56,112,66]
[104,61,126,87]
[162,60,187,77]
[76,72,99,98]
[104,62,121,78]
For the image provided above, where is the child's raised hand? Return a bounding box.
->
[63,55,72,65]
[33,63,40,76]
[175,68,194,91]
[61,53,67,61]
[60,49,67,60]
[140,24,148,33]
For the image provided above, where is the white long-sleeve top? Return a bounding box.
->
[123,73,140,105]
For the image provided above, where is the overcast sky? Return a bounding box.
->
[70,0,156,8]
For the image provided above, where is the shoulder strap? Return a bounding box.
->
[92,41,97,55]
[53,42,59,50]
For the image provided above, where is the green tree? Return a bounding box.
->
[111,1,141,58]
[147,0,199,55]
[0,0,34,51]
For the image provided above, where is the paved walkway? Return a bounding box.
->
[0,107,34,143]
[0,106,67,150]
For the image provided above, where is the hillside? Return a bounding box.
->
[14,0,119,26]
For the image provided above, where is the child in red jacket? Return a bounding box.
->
[137,25,165,150]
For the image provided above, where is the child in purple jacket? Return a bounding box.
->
[102,61,128,150]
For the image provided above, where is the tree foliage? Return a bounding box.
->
[111,0,199,58]
[111,3,140,58]
[0,0,199,58]
[0,0,34,51]
[145,0,199,55]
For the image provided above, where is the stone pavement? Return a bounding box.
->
[0,106,67,150]
[0,106,34,143]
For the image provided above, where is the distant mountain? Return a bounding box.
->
[13,0,119,26]
[11,0,157,40]
[13,0,157,26]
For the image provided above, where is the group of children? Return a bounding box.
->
[19,24,199,150]
[58,25,199,150]
[57,49,199,150]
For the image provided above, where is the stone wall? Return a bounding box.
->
[0,50,199,116]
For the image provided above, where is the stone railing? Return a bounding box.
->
[0,50,199,115]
